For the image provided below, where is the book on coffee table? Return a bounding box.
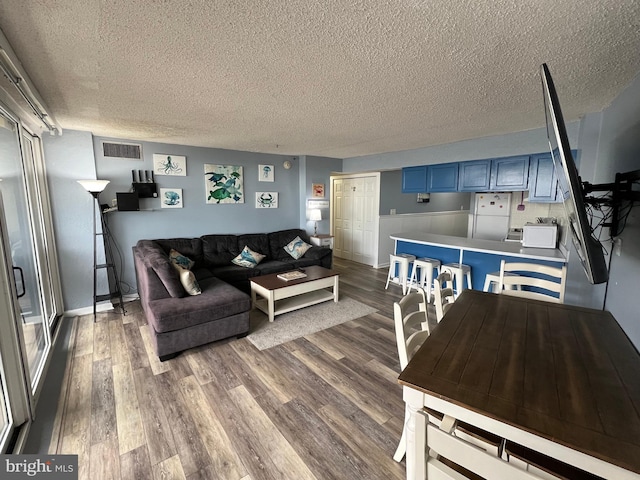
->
[277,271,307,281]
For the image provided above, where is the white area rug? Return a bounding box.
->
[247,297,377,350]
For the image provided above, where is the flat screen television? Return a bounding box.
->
[540,63,608,284]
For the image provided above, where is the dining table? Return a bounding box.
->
[398,289,640,479]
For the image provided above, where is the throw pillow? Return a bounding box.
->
[284,236,312,260]
[232,246,266,268]
[169,248,195,270]
[174,264,202,295]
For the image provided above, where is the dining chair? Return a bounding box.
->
[393,287,503,462]
[433,271,456,322]
[498,260,567,303]
[393,288,431,462]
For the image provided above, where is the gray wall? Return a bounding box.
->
[43,130,99,312]
[379,170,471,215]
[303,155,342,235]
[43,133,342,310]
[586,71,640,348]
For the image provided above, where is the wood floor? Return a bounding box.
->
[50,257,415,480]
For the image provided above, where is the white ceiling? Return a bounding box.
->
[0,1,639,159]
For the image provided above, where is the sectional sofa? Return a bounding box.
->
[133,228,333,360]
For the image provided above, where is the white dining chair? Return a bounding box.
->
[433,271,456,322]
[498,260,567,303]
[393,287,504,463]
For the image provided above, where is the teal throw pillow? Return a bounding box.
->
[284,236,312,260]
[232,246,266,268]
[169,248,195,270]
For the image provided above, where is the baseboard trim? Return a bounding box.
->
[63,294,139,317]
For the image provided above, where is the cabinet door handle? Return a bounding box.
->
[13,266,25,298]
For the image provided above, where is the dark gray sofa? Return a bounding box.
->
[133,229,333,360]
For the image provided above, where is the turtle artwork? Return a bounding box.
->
[204,165,244,204]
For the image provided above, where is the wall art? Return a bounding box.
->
[312,183,325,198]
[204,164,244,204]
[160,188,183,208]
[255,192,278,208]
[258,164,274,182]
[153,154,186,176]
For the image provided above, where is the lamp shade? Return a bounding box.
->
[77,179,110,193]
[309,209,322,221]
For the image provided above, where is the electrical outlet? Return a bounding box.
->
[614,238,622,256]
[390,209,396,215]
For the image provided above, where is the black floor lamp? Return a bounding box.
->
[78,179,125,321]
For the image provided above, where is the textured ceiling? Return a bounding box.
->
[0,1,639,159]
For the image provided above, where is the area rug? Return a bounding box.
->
[247,297,377,350]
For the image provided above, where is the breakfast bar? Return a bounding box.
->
[390,232,567,291]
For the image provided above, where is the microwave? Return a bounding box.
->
[522,223,558,249]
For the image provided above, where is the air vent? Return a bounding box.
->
[102,141,142,160]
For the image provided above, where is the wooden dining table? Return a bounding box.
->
[398,289,640,479]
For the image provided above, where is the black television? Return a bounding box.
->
[540,63,608,284]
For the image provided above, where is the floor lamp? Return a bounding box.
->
[78,180,125,321]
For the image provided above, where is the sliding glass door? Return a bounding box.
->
[0,103,61,451]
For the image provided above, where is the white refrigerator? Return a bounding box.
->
[472,193,511,241]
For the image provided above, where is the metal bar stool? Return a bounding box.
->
[385,253,416,295]
[408,257,441,300]
[441,263,472,298]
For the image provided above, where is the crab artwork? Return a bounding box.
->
[256,192,278,208]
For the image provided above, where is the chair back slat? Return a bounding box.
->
[434,271,456,322]
[499,260,567,303]
[394,289,430,370]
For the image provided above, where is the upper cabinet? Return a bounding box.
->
[458,160,491,191]
[400,151,565,199]
[490,155,529,191]
[528,153,560,202]
[427,163,459,192]
[401,165,428,193]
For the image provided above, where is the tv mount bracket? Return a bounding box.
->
[582,168,640,237]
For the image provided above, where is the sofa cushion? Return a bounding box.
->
[148,277,250,333]
[201,234,240,267]
[210,264,257,284]
[136,240,185,298]
[253,260,292,275]
[232,245,266,268]
[283,236,312,259]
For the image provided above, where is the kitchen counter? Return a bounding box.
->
[389,232,567,291]
[390,231,567,263]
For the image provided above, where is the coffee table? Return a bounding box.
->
[250,265,339,322]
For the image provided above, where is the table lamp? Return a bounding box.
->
[310,209,322,235]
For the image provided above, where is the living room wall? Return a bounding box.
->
[43,131,342,311]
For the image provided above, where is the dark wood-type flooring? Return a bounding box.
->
[50,257,420,480]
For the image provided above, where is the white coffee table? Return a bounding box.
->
[250,265,339,322]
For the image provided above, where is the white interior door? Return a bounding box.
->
[331,173,380,266]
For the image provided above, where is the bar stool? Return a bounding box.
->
[385,253,416,295]
[483,271,521,293]
[441,263,472,298]
[408,257,441,300]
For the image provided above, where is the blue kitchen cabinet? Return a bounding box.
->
[427,163,459,192]
[528,153,560,202]
[401,165,428,193]
[458,160,491,191]
[490,155,529,191]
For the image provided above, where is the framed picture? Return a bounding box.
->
[255,192,278,208]
[258,164,274,182]
[153,154,186,176]
[204,164,244,204]
[160,188,183,208]
[312,183,325,198]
